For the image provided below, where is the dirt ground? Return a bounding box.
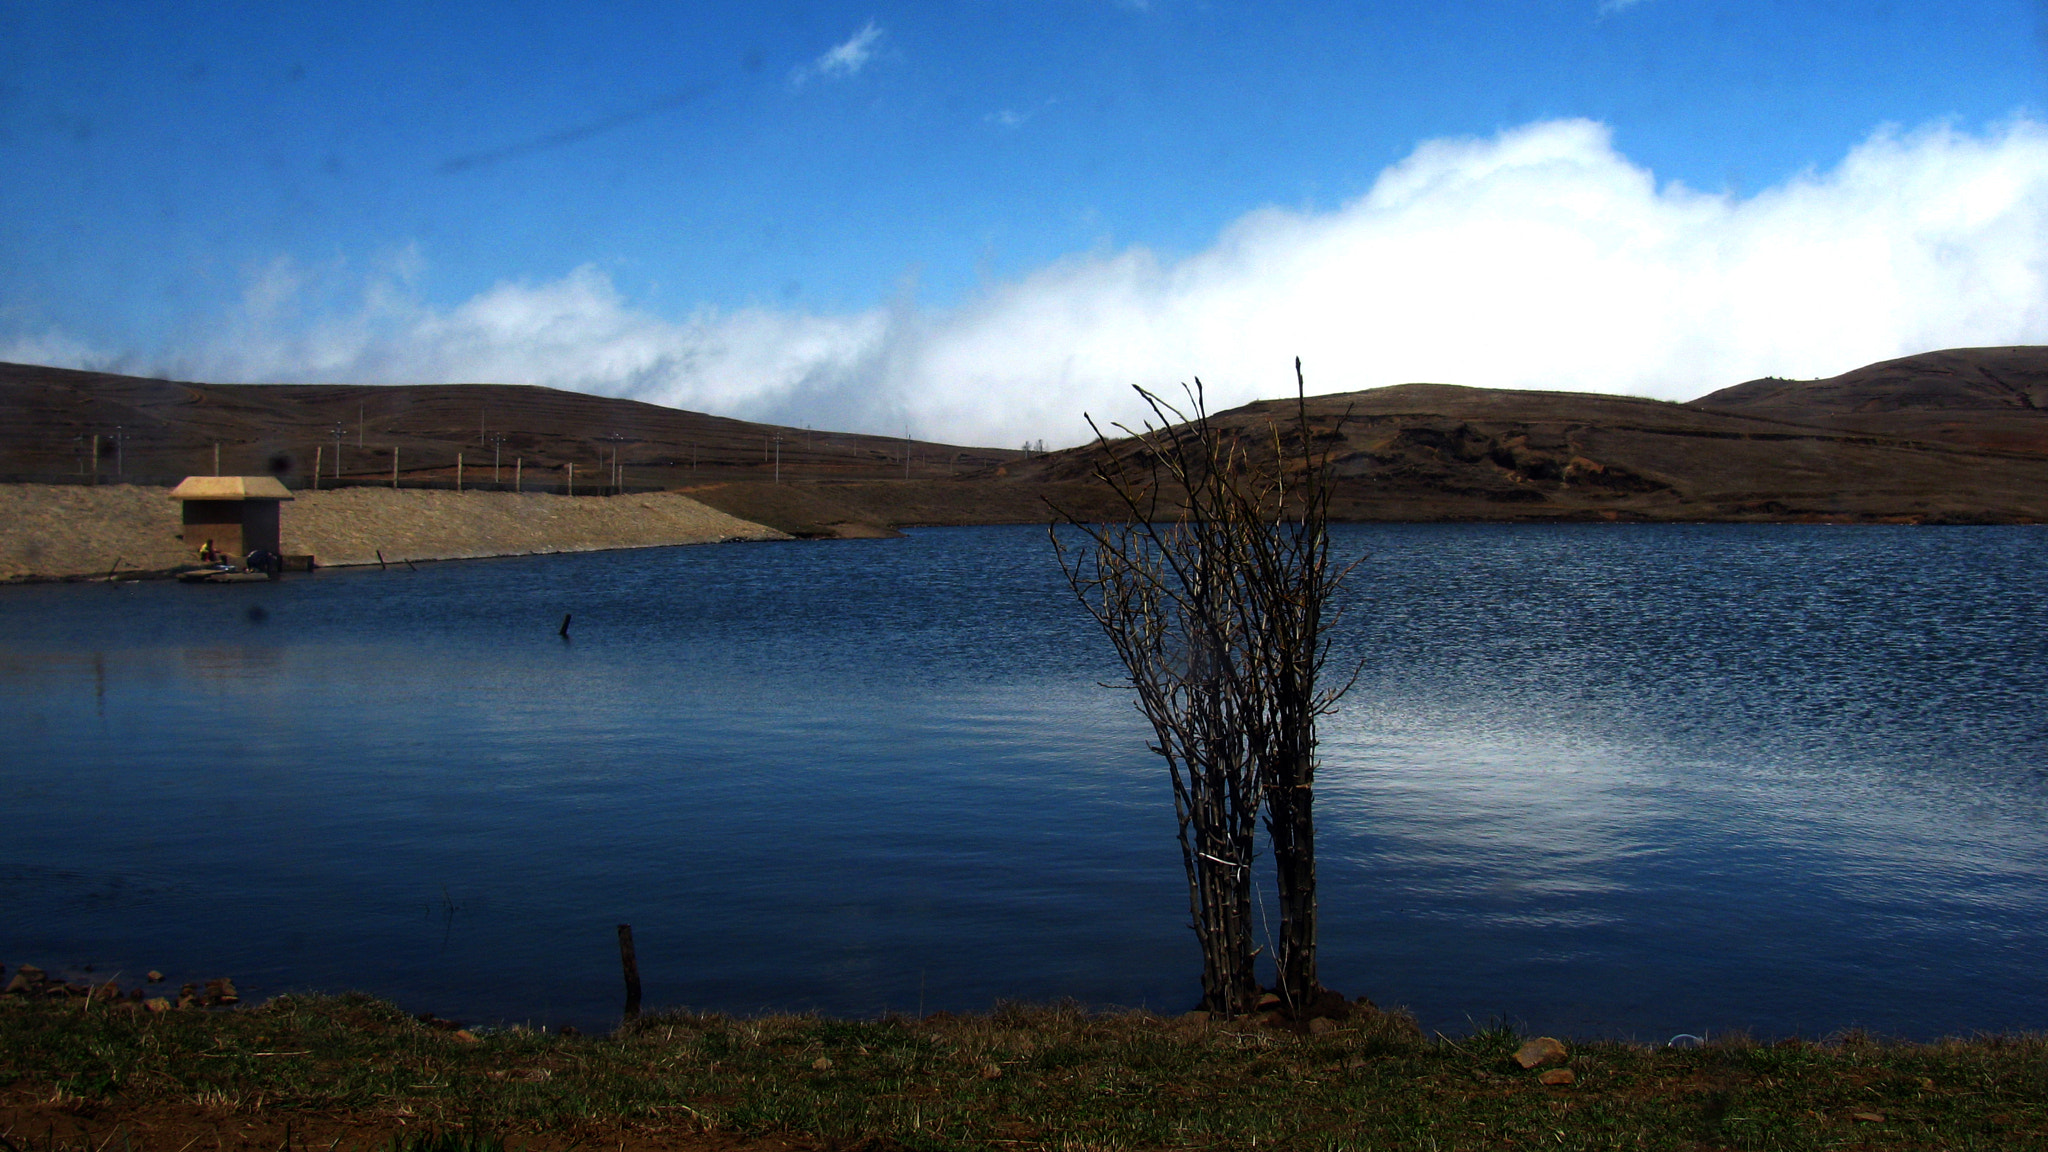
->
[0,484,788,581]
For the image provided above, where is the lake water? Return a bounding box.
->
[3,524,2045,1041]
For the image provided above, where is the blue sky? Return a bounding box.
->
[3,1,2045,445]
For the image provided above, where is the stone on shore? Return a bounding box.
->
[1515,1037,1569,1069]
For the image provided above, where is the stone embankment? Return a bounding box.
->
[0,484,788,581]
[3,961,232,1015]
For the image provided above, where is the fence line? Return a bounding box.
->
[0,472,669,496]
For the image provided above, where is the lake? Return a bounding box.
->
[3,523,2045,1041]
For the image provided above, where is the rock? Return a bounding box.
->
[143,998,172,1013]
[146,971,164,983]
[1305,988,1354,1020]
[4,965,45,995]
[1255,992,1282,1011]
[1539,1068,1576,1086]
[1308,1016,1338,1036]
[452,1030,479,1044]
[1514,1037,1568,1069]
[811,1057,833,1071]
[979,1063,1003,1080]
[1179,1010,1211,1023]
[203,977,238,1006]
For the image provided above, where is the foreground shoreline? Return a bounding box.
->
[3,992,2044,1151]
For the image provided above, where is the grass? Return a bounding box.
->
[2,993,2046,1149]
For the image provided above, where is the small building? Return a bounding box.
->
[168,476,294,563]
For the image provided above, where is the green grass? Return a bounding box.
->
[3,993,2046,1149]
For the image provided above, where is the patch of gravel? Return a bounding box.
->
[0,484,788,580]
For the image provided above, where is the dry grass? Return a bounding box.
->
[4,994,2047,1150]
[0,483,786,579]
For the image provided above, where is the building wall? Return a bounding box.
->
[181,500,245,559]
[179,499,283,560]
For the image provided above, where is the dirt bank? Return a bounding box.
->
[0,484,788,580]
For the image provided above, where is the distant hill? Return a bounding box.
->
[1018,347,2048,524]
[1694,346,2048,415]
[7,347,2048,527]
[0,362,1041,537]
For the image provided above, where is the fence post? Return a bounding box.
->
[617,924,642,1020]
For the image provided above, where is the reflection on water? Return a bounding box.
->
[1,524,2044,1039]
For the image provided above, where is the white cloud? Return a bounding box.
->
[790,21,883,88]
[16,116,2048,449]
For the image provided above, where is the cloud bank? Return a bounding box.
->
[11,116,2048,448]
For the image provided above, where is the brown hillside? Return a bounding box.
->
[1688,346,2048,457]
[8,347,2048,528]
[1019,358,2048,523]
[0,362,1032,537]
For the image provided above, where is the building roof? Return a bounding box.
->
[167,476,296,501]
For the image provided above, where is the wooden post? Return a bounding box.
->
[90,435,99,484]
[314,445,321,491]
[617,924,641,1019]
[567,462,574,497]
[515,457,521,493]
[457,452,463,493]
[392,449,399,489]
[213,442,220,476]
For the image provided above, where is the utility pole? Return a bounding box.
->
[491,433,506,484]
[603,433,625,495]
[773,434,782,485]
[331,422,346,481]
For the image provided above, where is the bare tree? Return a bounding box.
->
[1241,361,1357,1015]
[1053,360,1356,1017]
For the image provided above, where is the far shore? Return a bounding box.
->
[0,483,789,583]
